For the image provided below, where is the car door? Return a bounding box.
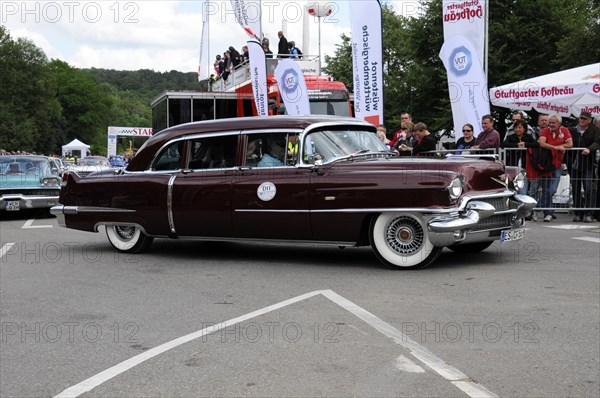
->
[232,130,313,240]
[170,133,238,238]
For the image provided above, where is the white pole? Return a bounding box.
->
[318,17,322,75]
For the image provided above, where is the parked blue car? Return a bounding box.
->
[0,156,61,211]
[108,155,127,168]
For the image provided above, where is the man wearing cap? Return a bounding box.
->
[568,111,600,222]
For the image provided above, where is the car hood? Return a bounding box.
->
[329,157,509,192]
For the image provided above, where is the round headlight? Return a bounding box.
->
[42,177,59,187]
[514,171,525,191]
[448,177,463,200]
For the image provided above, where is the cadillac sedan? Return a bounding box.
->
[51,116,535,269]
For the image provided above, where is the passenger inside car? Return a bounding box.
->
[257,135,286,167]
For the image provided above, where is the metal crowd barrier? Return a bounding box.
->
[431,146,600,213]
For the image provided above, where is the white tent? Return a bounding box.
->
[490,63,600,117]
[61,139,90,159]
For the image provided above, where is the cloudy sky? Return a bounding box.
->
[2,1,422,78]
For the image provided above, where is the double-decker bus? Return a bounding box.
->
[151,57,351,133]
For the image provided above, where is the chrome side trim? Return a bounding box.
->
[167,174,177,234]
[175,235,355,246]
[50,205,135,215]
[235,209,310,213]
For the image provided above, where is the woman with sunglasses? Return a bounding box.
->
[455,124,476,153]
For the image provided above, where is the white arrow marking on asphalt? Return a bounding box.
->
[546,225,597,230]
[0,243,16,259]
[573,237,600,244]
[22,219,53,229]
[54,290,497,398]
[395,355,425,373]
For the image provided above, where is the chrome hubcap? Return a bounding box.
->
[385,217,424,254]
[114,226,135,241]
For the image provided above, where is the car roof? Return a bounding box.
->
[128,115,373,171]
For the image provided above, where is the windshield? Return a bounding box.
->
[303,129,387,164]
[0,157,53,175]
[79,158,108,166]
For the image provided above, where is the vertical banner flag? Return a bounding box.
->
[230,0,262,40]
[441,0,488,139]
[442,0,486,63]
[350,0,384,126]
[439,35,490,138]
[275,59,311,116]
[247,39,268,116]
[198,19,207,81]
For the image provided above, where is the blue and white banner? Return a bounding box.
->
[247,39,268,116]
[350,0,383,125]
[274,59,310,116]
[442,0,486,63]
[439,35,490,138]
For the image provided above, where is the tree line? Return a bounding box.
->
[2,0,599,154]
[0,25,204,156]
[324,0,599,134]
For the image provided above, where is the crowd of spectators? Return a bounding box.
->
[211,33,303,81]
[375,111,600,222]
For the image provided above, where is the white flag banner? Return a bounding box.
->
[274,59,311,116]
[350,0,383,125]
[247,39,268,116]
[197,19,207,81]
[442,0,486,63]
[230,0,262,40]
[439,35,490,139]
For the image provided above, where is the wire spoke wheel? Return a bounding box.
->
[105,225,153,253]
[370,213,441,269]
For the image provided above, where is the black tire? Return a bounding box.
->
[105,225,153,253]
[447,241,494,253]
[369,213,442,270]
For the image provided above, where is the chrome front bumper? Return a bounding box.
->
[1,194,60,210]
[427,194,537,247]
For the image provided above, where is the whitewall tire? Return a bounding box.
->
[370,213,442,269]
[105,225,153,253]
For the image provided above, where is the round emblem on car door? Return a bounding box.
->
[257,182,277,201]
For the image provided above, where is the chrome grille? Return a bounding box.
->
[476,197,510,212]
[471,214,512,231]
[1,189,59,196]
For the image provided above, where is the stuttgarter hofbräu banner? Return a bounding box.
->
[442,0,486,62]
[441,0,488,139]
[350,0,383,126]
[247,39,268,116]
[489,63,600,117]
[274,59,311,116]
[230,0,262,40]
[439,36,490,138]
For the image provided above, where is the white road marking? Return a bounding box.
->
[22,219,52,229]
[55,290,497,398]
[320,290,498,398]
[395,355,425,373]
[54,290,323,398]
[573,237,600,244]
[0,243,16,259]
[546,224,597,230]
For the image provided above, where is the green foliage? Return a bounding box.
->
[0,25,206,155]
[323,0,599,134]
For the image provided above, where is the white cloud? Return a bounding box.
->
[2,1,420,75]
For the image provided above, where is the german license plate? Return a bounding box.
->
[5,201,20,211]
[501,228,525,242]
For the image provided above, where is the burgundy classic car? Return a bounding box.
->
[51,116,535,269]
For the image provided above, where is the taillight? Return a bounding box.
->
[61,172,70,187]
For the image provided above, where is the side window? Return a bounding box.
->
[188,135,237,170]
[245,133,299,167]
[153,141,183,171]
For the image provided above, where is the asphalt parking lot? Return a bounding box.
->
[1,211,599,397]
